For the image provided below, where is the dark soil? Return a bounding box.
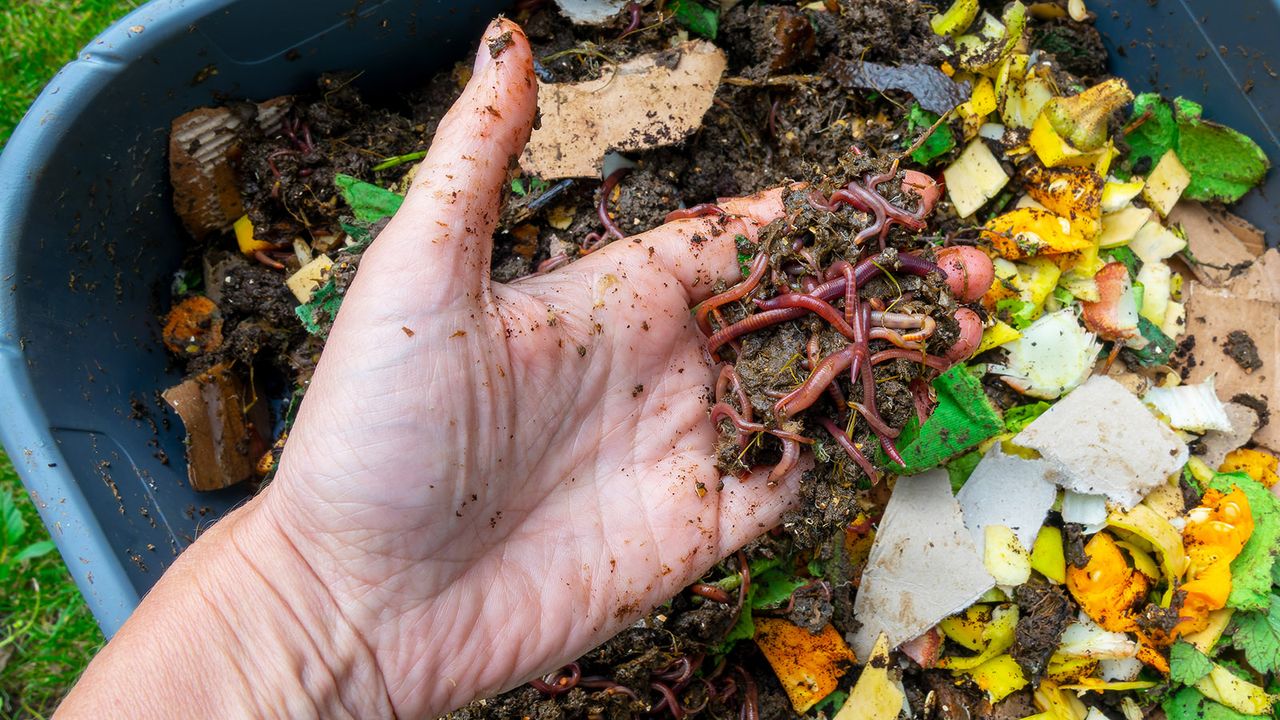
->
[159,1,1119,717]
[1012,580,1073,679]
[1223,329,1263,372]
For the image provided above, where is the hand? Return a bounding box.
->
[267,18,803,717]
[57,18,802,720]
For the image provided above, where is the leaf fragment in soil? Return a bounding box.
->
[296,279,343,338]
[334,173,404,223]
[826,60,969,116]
[885,365,1004,475]
[1164,687,1255,720]
[668,0,718,39]
[905,104,958,165]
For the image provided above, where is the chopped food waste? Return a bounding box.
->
[156,0,1275,717]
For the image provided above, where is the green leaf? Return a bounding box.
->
[12,540,55,564]
[752,569,807,610]
[1208,473,1280,611]
[1229,595,1280,674]
[669,0,718,38]
[720,588,755,649]
[1126,93,1178,170]
[1170,640,1214,685]
[1124,94,1269,204]
[994,297,1036,330]
[334,173,404,223]
[812,689,849,715]
[1163,687,1255,720]
[511,178,528,197]
[1103,245,1141,278]
[1119,316,1175,368]
[807,558,825,578]
[295,279,343,338]
[945,448,983,492]
[905,104,957,165]
[0,491,25,547]
[886,365,1005,474]
[1004,402,1050,434]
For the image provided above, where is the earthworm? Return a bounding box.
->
[870,326,924,351]
[871,347,952,371]
[696,252,769,336]
[818,417,879,483]
[664,203,725,223]
[530,662,581,696]
[769,437,801,485]
[756,293,857,338]
[581,168,630,253]
[774,345,856,419]
[715,365,753,422]
[689,583,733,604]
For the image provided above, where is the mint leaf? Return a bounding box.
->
[1170,640,1214,685]
[752,569,807,610]
[1229,595,1280,674]
[1164,687,1255,720]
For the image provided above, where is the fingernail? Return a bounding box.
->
[472,19,505,76]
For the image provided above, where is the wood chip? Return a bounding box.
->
[519,41,726,178]
[1182,250,1280,452]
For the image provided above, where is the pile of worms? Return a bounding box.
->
[682,154,974,485]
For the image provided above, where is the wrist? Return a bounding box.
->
[57,489,395,720]
[204,489,397,719]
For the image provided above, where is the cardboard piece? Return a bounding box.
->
[1198,402,1262,468]
[169,97,291,239]
[161,364,268,491]
[520,41,726,178]
[956,444,1059,556]
[1182,250,1280,452]
[852,471,994,660]
[1013,375,1189,509]
[1167,201,1263,286]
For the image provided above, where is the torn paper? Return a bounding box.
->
[852,471,994,660]
[1182,250,1280,452]
[554,0,632,24]
[520,41,727,178]
[162,363,268,491]
[1013,375,1188,509]
[956,444,1059,556]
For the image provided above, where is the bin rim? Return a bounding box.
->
[0,0,241,638]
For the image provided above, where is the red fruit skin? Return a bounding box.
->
[902,169,943,216]
[946,307,984,362]
[936,245,996,303]
[1080,262,1138,341]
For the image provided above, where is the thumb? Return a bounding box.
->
[364,18,537,308]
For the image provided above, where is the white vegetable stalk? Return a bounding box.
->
[1144,376,1233,433]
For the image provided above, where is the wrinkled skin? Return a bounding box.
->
[267,20,804,718]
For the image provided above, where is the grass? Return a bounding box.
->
[0,0,140,145]
[1,1,143,715]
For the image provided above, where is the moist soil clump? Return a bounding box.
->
[1223,329,1264,372]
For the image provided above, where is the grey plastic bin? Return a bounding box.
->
[0,0,1275,637]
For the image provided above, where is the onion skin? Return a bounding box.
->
[946,307,984,362]
[936,245,995,303]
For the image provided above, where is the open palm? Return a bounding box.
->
[264,19,802,718]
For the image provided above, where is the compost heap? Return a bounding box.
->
[160,1,1279,718]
